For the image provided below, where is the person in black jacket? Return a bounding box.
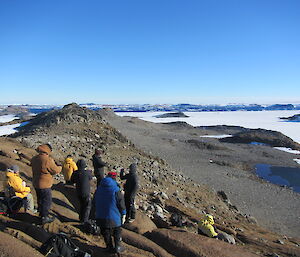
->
[92,149,106,187]
[120,163,139,223]
[71,159,92,223]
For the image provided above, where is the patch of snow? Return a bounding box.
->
[0,114,17,123]
[200,134,232,139]
[0,123,20,136]
[293,159,300,165]
[274,147,300,154]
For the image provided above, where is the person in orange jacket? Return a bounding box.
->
[5,165,36,213]
[31,144,62,224]
[62,155,78,184]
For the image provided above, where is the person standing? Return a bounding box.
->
[31,144,62,224]
[71,159,92,223]
[95,176,126,253]
[62,155,78,184]
[5,165,36,213]
[120,163,139,223]
[92,149,107,187]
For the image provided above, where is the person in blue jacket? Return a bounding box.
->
[95,175,126,253]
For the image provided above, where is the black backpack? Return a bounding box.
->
[83,220,100,235]
[170,213,183,227]
[40,233,91,257]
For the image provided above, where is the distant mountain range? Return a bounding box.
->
[1,103,300,115]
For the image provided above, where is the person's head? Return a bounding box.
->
[76,159,87,170]
[36,144,52,154]
[107,171,117,180]
[7,165,19,174]
[95,149,103,156]
[129,163,137,174]
[66,154,72,159]
[205,214,215,225]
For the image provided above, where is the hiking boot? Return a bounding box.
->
[128,218,135,223]
[115,244,125,254]
[41,215,55,224]
[114,239,125,254]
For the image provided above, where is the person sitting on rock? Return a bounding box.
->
[5,165,36,213]
[62,155,78,184]
[120,163,139,223]
[71,159,92,223]
[92,149,107,187]
[31,144,62,224]
[95,175,126,254]
[198,214,218,238]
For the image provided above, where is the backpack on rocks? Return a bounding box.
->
[83,220,101,235]
[40,232,91,257]
[170,213,183,227]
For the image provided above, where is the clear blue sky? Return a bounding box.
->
[0,0,299,105]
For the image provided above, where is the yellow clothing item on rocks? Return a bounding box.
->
[5,171,30,198]
[62,157,78,182]
[198,214,218,238]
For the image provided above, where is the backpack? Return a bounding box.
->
[7,196,25,214]
[40,233,91,257]
[83,220,100,235]
[170,213,183,227]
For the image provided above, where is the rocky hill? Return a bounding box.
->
[0,103,299,256]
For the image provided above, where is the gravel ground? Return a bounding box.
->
[105,113,300,238]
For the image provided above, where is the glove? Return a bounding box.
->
[121,215,126,225]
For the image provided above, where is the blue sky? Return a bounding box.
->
[0,0,299,105]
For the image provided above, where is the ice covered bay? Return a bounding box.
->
[117,110,300,144]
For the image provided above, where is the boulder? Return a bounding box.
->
[123,212,157,234]
[146,228,259,257]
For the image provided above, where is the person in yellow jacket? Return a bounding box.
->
[5,165,36,213]
[198,214,218,238]
[62,155,78,184]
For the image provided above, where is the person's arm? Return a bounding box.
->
[48,158,62,175]
[72,161,78,171]
[116,190,126,216]
[120,169,128,180]
[70,171,77,184]
[96,156,106,168]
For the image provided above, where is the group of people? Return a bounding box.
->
[4,144,139,254]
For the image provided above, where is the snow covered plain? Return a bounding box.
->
[117,110,300,144]
[0,115,20,136]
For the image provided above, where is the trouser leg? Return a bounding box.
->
[125,193,136,220]
[39,188,52,217]
[79,195,91,223]
[24,193,35,212]
[101,227,113,249]
[113,227,125,253]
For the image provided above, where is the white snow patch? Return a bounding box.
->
[0,123,20,136]
[0,115,17,123]
[274,147,300,154]
[293,159,300,165]
[200,134,233,139]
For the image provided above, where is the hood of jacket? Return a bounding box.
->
[129,163,137,174]
[6,171,19,179]
[200,214,215,225]
[100,177,119,191]
[36,144,51,154]
[76,159,87,170]
[65,157,74,164]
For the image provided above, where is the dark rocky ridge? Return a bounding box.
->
[155,112,189,118]
[280,113,300,122]
[219,128,300,150]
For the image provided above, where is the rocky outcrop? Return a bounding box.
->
[220,128,300,150]
[155,112,189,118]
[280,113,300,122]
